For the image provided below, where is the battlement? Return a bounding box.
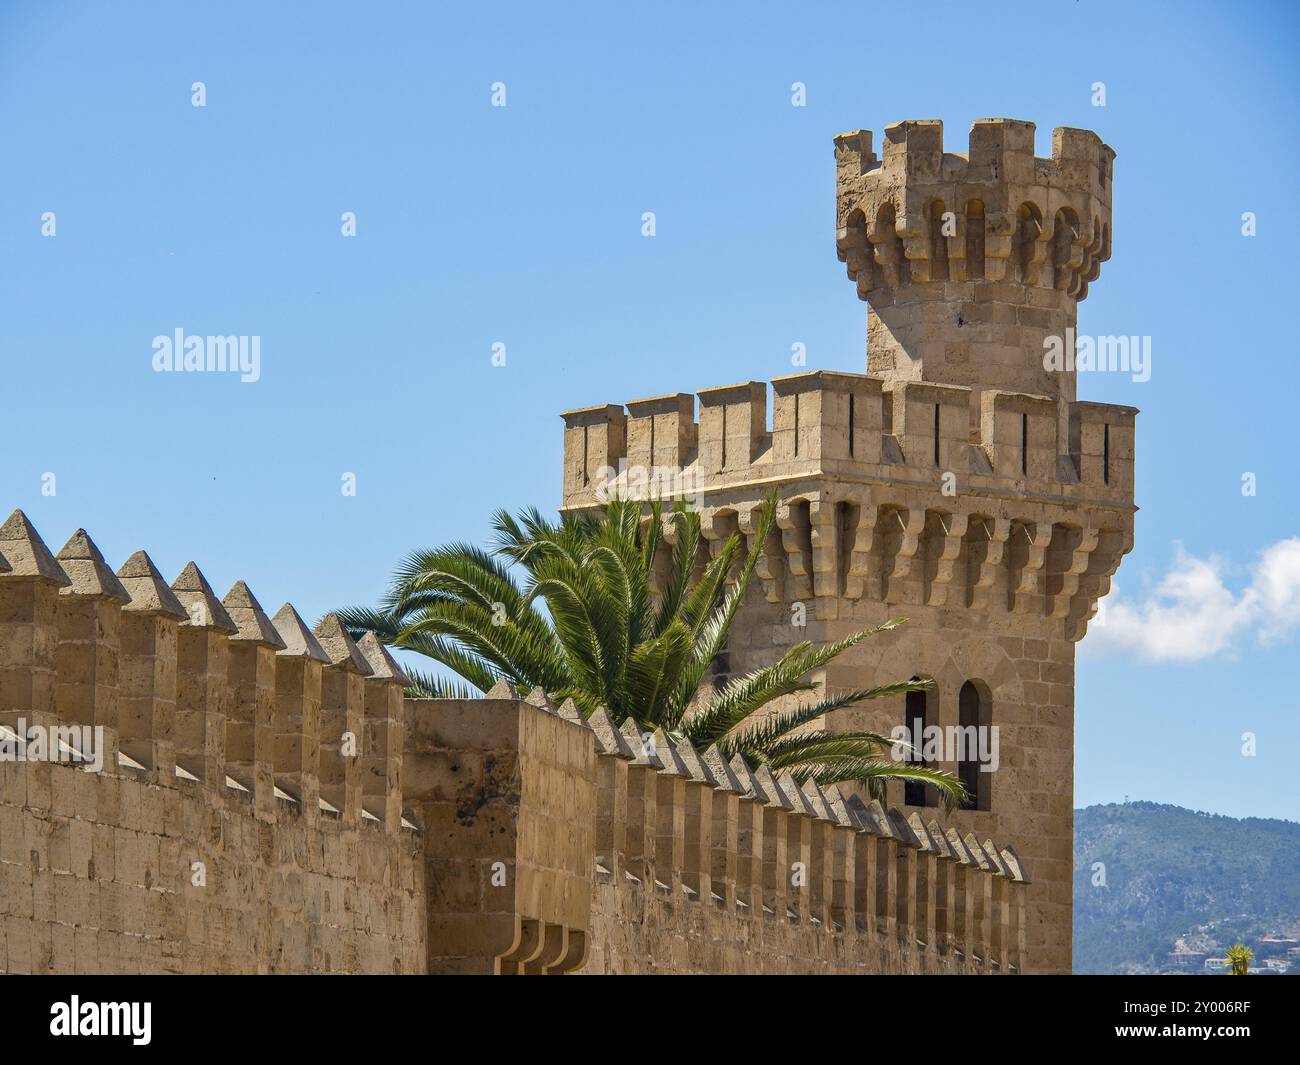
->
[0,510,411,830]
[562,374,1134,640]
[527,689,1028,973]
[835,119,1115,402]
[835,118,1112,298]
[0,511,435,973]
[565,374,1135,498]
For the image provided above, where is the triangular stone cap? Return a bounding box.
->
[842,793,878,834]
[963,832,994,871]
[222,581,286,648]
[312,613,372,674]
[356,632,409,686]
[485,677,515,699]
[618,718,661,768]
[701,745,739,792]
[526,693,556,715]
[727,754,760,799]
[945,827,974,865]
[669,735,714,786]
[651,728,685,776]
[982,838,1010,877]
[56,530,129,602]
[171,563,237,633]
[116,551,187,619]
[556,698,586,727]
[821,784,854,827]
[887,807,920,848]
[776,771,813,815]
[800,778,833,821]
[1000,844,1029,884]
[524,687,556,712]
[272,603,330,662]
[588,707,634,757]
[752,765,787,809]
[867,799,896,839]
[907,812,936,852]
[0,510,70,585]
[927,819,956,861]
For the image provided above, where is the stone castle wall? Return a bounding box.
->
[0,742,425,973]
[0,509,1026,974]
[0,511,427,973]
[576,699,1028,974]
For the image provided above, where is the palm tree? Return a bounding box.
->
[1226,944,1253,976]
[337,489,966,808]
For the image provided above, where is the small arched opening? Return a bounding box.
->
[957,679,992,811]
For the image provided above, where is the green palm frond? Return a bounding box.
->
[660,490,779,724]
[751,730,905,768]
[402,667,483,701]
[334,605,404,644]
[334,487,964,807]
[719,672,928,757]
[789,759,968,812]
[682,627,885,748]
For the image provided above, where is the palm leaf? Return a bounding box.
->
[790,759,968,812]
[402,667,483,701]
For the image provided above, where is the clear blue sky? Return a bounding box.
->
[1,1,1296,820]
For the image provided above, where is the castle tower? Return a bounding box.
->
[559,118,1136,974]
[836,118,1115,450]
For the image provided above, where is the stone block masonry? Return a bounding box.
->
[0,510,1025,973]
[0,512,425,973]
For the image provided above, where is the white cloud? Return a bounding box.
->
[1085,538,1300,662]
[1248,538,1300,644]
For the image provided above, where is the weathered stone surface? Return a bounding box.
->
[116,550,187,618]
[0,509,70,585]
[312,612,372,674]
[271,602,330,662]
[56,530,129,602]
[222,580,285,648]
[357,632,409,686]
[171,562,237,633]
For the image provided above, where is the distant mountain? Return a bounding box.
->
[1073,802,1300,974]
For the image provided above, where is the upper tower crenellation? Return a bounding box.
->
[835,119,1114,409]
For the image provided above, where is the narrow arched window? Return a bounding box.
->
[958,681,991,811]
[904,678,930,807]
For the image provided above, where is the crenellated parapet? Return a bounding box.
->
[834,119,1114,405]
[568,695,1027,973]
[0,509,430,974]
[561,371,1134,640]
[836,119,1112,298]
[0,511,410,829]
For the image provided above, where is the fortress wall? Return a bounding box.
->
[0,508,1031,975]
[403,694,596,974]
[0,742,424,973]
[571,700,1027,975]
[0,512,424,974]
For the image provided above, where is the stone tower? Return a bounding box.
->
[560,118,1136,974]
